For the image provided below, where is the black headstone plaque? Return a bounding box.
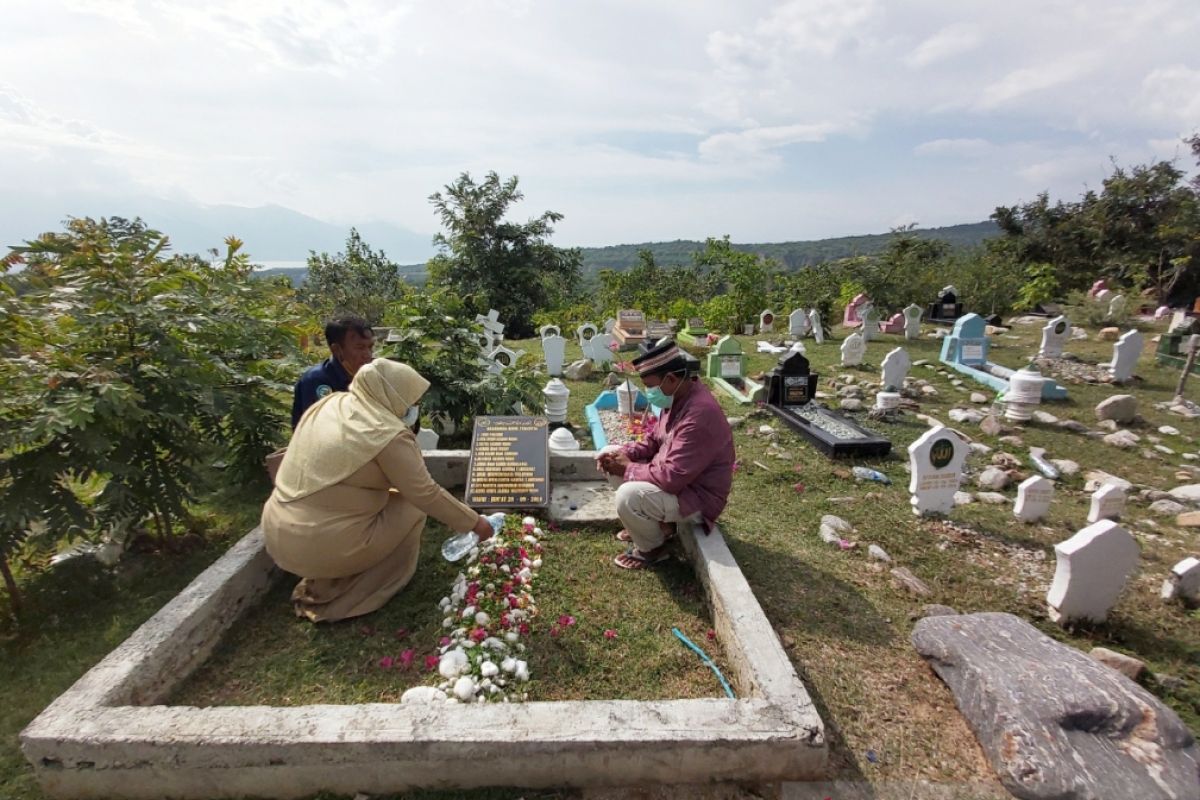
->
[766,351,817,409]
[465,416,550,508]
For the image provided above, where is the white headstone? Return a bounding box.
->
[840,332,865,366]
[1038,315,1070,359]
[1046,520,1138,624]
[903,304,922,341]
[1087,482,1126,523]
[541,334,566,376]
[789,308,810,337]
[809,309,824,343]
[603,318,617,334]
[880,347,910,390]
[908,427,969,516]
[415,428,440,451]
[584,332,615,367]
[1108,293,1126,317]
[476,309,505,343]
[1109,329,1143,383]
[1160,556,1200,603]
[759,310,775,333]
[576,323,598,349]
[488,345,519,374]
[538,324,561,338]
[860,304,880,341]
[1014,475,1054,523]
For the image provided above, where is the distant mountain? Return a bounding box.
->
[1,196,436,265]
[255,221,1000,287]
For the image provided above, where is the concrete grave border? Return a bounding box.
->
[22,451,827,799]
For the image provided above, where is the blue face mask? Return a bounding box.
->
[645,375,679,408]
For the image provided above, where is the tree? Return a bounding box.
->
[694,237,774,329]
[427,172,582,338]
[302,228,405,325]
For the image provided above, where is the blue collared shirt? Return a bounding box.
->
[291,357,351,428]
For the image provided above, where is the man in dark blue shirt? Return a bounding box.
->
[291,315,376,428]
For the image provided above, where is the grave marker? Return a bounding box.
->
[583,332,615,367]
[1046,520,1138,624]
[603,318,616,334]
[840,332,865,366]
[476,309,505,352]
[759,310,775,333]
[488,345,520,374]
[789,308,811,337]
[1087,482,1126,523]
[612,309,647,348]
[809,309,824,343]
[1108,294,1126,318]
[1039,316,1070,359]
[928,286,964,324]
[908,427,969,515]
[465,416,550,508]
[843,293,869,327]
[880,347,910,389]
[1014,475,1054,523]
[860,305,881,341]
[576,323,598,349]
[1109,329,1143,383]
[415,428,440,451]
[903,304,922,340]
[541,332,566,376]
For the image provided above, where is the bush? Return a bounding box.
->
[1065,290,1135,329]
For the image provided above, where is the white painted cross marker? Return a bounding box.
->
[1046,520,1138,624]
[1014,475,1054,523]
[907,427,969,516]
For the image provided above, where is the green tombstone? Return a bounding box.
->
[705,335,745,380]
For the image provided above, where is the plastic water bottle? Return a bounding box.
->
[851,466,891,485]
[441,513,507,562]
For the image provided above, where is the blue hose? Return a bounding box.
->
[672,627,736,699]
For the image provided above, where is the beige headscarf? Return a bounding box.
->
[274,358,430,502]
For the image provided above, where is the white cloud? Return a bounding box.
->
[1139,66,1200,127]
[977,53,1101,109]
[914,138,993,158]
[756,0,881,58]
[699,119,865,163]
[905,23,981,68]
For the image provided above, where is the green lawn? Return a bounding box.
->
[3,312,1198,798]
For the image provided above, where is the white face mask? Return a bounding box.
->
[401,404,420,428]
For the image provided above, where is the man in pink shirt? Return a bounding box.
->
[597,340,736,570]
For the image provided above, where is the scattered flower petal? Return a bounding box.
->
[603,628,618,639]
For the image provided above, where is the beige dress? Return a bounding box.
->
[261,429,477,622]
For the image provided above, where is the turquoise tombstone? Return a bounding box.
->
[940,313,989,366]
[705,335,745,379]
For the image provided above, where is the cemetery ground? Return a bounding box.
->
[1,315,1198,799]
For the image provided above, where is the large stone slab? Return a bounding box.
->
[912,612,1200,800]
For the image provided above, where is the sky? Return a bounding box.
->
[2,0,1198,257]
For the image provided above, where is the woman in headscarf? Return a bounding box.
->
[262,358,494,622]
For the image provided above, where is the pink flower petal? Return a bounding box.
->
[424,655,440,671]
[705,629,716,641]
[399,649,415,668]
[557,614,576,627]
[603,628,618,639]
[378,656,394,670]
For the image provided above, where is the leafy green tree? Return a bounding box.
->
[427,172,582,338]
[0,218,301,612]
[596,249,716,319]
[695,237,774,329]
[302,228,405,325]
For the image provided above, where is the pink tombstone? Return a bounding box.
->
[1155,306,1171,320]
[881,312,905,335]
[1088,279,1108,299]
[842,293,870,328]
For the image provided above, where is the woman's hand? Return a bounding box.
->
[472,515,495,541]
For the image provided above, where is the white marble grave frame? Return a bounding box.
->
[21,453,826,799]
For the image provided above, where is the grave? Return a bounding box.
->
[465,416,550,510]
[759,310,775,334]
[576,322,598,349]
[486,345,521,374]
[879,347,910,390]
[859,304,881,341]
[907,427,969,516]
[1087,482,1126,523]
[940,314,1069,400]
[603,317,616,334]
[903,304,922,340]
[583,388,652,449]
[646,319,673,341]
[842,293,869,328]
[705,335,764,404]
[1108,293,1127,318]
[612,309,647,349]
[840,331,865,366]
[927,286,964,325]
[1088,279,1108,299]
[1156,331,1200,375]
[763,351,890,458]
[788,308,811,337]
[1108,329,1143,383]
[415,428,440,451]
[1037,316,1070,359]
[541,329,567,376]
[582,331,616,367]
[1046,519,1139,624]
[1161,556,1200,603]
[1013,476,1053,523]
[21,449,826,797]
[880,310,905,335]
[475,309,506,353]
[809,309,824,343]
[676,317,709,347]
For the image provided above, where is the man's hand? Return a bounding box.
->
[600,450,631,476]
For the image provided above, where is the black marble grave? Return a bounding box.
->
[764,351,891,458]
[927,289,965,325]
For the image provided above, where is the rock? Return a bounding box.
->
[1149,499,1187,516]
[867,544,891,562]
[949,407,985,424]
[1089,647,1147,681]
[1176,510,1200,527]
[1097,419,1120,432]
[1167,483,1200,505]
[976,466,1010,491]
[1159,425,1181,436]
[1103,430,1140,449]
[564,359,593,380]
[975,491,1008,505]
[400,686,445,704]
[1056,419,1091,434]
[890,566,931,597]
[1083,470,1132,493]
[997,435,1024,446]
[837,384,863,398]
[757,424,776,436]
[1155,445,1177,456]
[980,414,1003,436]
[1097,326,1121,341]
[839,398,864,411]
[603,371,622,388]
[912,612,1200,800]
[818,514,853,544]
[1071,327,1089,340]
[725,416,745,428]
[1095,394,1137,423]
[969,442,993,456]
[969,392,989,404]
[1032,410,1059,424]
[1050,459,1080,476]
[1161,556,1200,602]
[920,385,939,397]
[991,453,1022,469]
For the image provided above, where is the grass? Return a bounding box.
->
[2,311,1198,799]
[173,522,728,706]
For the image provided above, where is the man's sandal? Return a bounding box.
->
[614,523,677,543]
[613,547,670,570]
